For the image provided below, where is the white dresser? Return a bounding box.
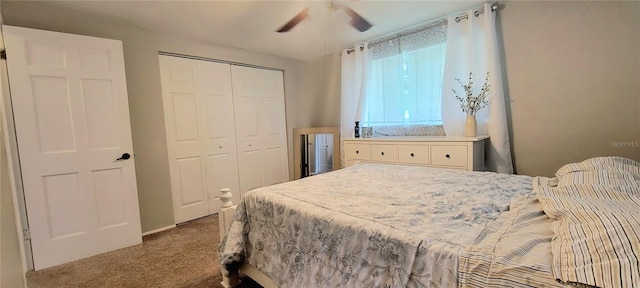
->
[343,136,488,171]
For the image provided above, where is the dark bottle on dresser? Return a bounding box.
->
[354,121,360,138]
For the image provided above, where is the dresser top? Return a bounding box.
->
[343,135,489,142]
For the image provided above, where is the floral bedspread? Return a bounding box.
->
[219,163,533,288]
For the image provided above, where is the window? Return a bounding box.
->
[363,21,447,127]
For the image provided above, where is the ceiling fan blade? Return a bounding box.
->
[344,7,372,32]
[276,8,309,33]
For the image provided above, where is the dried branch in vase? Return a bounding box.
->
[452,72,491,116]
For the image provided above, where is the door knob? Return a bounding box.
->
[116,153,131,161]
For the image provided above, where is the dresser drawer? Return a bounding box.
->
[398,145,429,165]
[430,145,468,167]
[346,143,371,160]
[344,137,486,171]
[371,144,397,163]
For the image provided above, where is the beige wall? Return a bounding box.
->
[499,1,639,176]
[293,55,342,129]
[0,1,329,234]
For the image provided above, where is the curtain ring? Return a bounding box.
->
[454,15,467,23]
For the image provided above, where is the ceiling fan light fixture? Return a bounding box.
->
[327,1,341,12]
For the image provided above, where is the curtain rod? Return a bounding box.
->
[455,3,499,23]
[346,3,499,54]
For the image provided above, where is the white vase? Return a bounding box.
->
[464,114,477,137]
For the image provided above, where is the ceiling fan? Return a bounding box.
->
[276,1,373,33]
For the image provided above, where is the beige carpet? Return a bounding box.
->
[26,215,261,288]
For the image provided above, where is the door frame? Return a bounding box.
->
[0,25,33,273]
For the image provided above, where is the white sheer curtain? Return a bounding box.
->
[441,3,513,173]
[340,43,370,167]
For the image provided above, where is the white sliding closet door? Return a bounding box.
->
[159,55,240,223]
[3,25,141,270]
[232,66,289,193]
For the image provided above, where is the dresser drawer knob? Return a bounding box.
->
[410,153,414,157]
[381,152,385,156]
[356,150,359,154]
[446,154,451,159]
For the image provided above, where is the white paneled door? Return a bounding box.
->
[159,55,241,224]
[3,26,142,270]
[231,66,289,193]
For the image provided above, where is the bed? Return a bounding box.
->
[218,157,640,288]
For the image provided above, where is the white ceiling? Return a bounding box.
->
[33,0,485,61]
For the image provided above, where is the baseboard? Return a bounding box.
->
[141,224,176,236]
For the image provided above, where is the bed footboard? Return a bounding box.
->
[218,188,277,288]
[218,188,240,288]
[218,188,236,242]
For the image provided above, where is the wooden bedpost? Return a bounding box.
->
[218,188,235,241]
[219,188,240,288]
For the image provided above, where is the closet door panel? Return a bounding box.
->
[207,153,240,213]
[199,64,241,208]
[171,92,202,158]
[205,94,235,155]
[231,65,261,152]
[263,97,285,148]
[175,157,208,207]
[238,150,264,193]
[259,69,289,184]
[160,55,239,223]
[199,64,234,141]
[161,59,209,223]
[234,85,263,193]
[230,65,260,152]
[265,147,285,185]
[234,95,262,151]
